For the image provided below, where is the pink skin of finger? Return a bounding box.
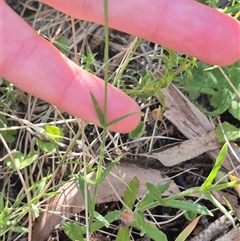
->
[41,0,240,66]
[0,1,141,133]
[1,0,239,133]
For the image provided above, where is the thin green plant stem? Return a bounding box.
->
[81,120,90,241]
[89,0,109,228]
[103,0,109,119]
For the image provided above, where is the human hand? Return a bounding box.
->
[1,0,239,133]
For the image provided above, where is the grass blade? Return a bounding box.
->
[201,143,228,190]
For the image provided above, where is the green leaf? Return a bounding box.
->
[19,151,38,169]
[31,203,39,218]
[73,174,94,212]
[10,226,28,234]
[184,200,197,222]
[72,172,96,186]
[44,125,63,142]
[224,3,240,13]
[0,113,17,143]
[54,35,69,55]
[216,122,240,142]
[133,211,146,236]
[129,121,145,139]
[136,182,171,212]
[207,89,232,116]
[97,154,124,185]
[61,221,85,241]
[203,191,235,227]
[145,182,163,203]
[93,211,110,227]
[136,90,155,98]
[201,143,228,189]
[181,61,239,118]
[136,192,156,212]
[116,225,130,241]
[90,210,122,233]
[132,212,167,241]
[184,209,197,221]
[36,139,56,152]
[228,100,240,121]
[4,151,22,169]
[143,221,167,241]
[90,92,106,127]
[162,200,212,216]
[106,111,141,127]
[0,193,4,212]
[4,151,36,170]
[123,177,139,210]
[34,179,47,197]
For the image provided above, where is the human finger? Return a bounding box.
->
[0,1,141,133]
[41,0,240,66]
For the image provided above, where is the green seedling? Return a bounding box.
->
[36,125,63,152]
[4,150,38,170]
[0,114,17,143]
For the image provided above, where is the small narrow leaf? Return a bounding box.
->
[123,177,139,209]
[90,210,122,233]
[73,174,94,212]
[31,203,39,218]
[142,221,167,241]
[0,193,4,212]
[133,211,146,236]
[90,92,105,127]
[201,143,228,189]
[129,121,145,139]
[162,199,212,216]
[97,154,124,185]
[61,221,85,241]
[131,213,167,241]
[107,111,141,127]
[93,211,110,227]
[204,191,235,227]
[145,182,163,203]
[10,226,28,234]
[116,225,130,241]
[34,179,47,197]
[136,182,171,212]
